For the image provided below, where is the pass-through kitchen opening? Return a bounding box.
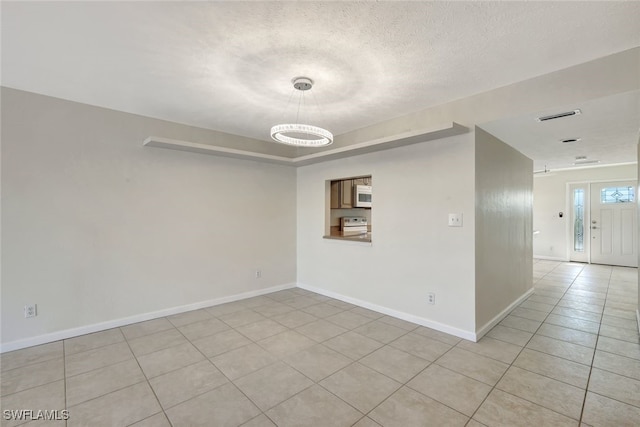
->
[324,175,372,242]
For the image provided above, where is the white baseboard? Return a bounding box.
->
[533,255,568,262]
[474,287,535,341]
[297,283,477,342]
[0,283,296,353]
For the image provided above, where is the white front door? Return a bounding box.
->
[590,181,637,267]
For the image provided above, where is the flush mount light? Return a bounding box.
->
[271,77,333,147]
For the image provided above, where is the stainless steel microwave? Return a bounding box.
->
[354,185,372,208]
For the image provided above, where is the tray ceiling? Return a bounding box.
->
[2,2,639,168]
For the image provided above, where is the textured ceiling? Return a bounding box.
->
[2,1,640,167]
[481,91,640,172]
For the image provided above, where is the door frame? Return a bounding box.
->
[566,178,637,264]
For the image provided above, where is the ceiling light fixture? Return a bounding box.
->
[271,77,333,147]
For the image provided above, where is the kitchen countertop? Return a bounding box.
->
[324,231,372,243]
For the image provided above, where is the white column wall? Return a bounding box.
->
[297,133,477,337]
[475,127,533,334]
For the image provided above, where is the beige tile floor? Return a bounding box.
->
[1,260,638,426]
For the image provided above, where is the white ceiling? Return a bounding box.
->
[2,1,639,168]
[481,90,640,171]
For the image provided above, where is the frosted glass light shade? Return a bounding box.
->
[270,123,333,147]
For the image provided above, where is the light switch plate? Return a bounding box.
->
[448,213,463,227]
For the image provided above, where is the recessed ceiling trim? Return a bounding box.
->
[143,137,295,165]
[545,161,637,173]
[143,122,468,167]
[293,123,468,166]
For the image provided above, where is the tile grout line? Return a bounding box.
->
[162,291,373,426]
[358,331,478,424]
[0,357,56,376]
[401,362,482,421]
[577,265,613,425]
[57,332,166,423]
[131,295,307,423]
[544,265,610,424]
[254,315,395,424]
[338,328,468,423]
[5,271,635,425]
[244,319,408,421]
[355,348,437,424]
[121,304,287,423]
[225,302,424,425]
[166,301,276,424]
[120,322,175,426]
[184,293,303,424]
[356,352,442,424]
[0,356,66,401]
[580,268,634,423]
[535,266,640,415]
[229,307,368,424]
[75,272,575,425]
[467,262,590,424]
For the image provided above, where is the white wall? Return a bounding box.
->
[475,128,533,332]
[294,50,640,340]
[1,88,297,349]
[4,48,638,349]
[533,164,637,260]
[297,133,477,337]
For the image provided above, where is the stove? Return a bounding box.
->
[340,217,368,236]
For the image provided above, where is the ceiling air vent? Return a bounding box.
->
[573,157,600,165]
[560,137,581,144]
[536,109,581,122]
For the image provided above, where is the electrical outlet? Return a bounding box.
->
[427,293,435,305]
[448,213,463,227]
[255,269,262,279]
[24,304,37,318]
